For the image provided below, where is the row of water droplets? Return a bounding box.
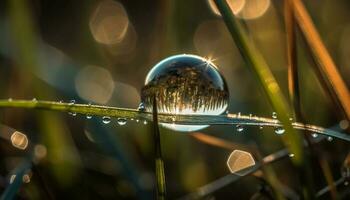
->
[232,111,334,141]
[65,100,149,126]
[5,98,345,141]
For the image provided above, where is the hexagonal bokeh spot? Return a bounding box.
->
[227,150,256,176]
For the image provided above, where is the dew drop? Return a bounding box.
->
[117,118,127,126]
[136,119,140,123]
[69,100,75,105]
[138,102,146,112]
[102,116,111,124]
[69,112,77,116]
[140,54,229,132]
[311,133,318,138]
[86,115,92,119]
[259,126,264,130]
[289,153,295,158]
[274,127,285,135]
[236,125,244,132]
[345,181,349,186]
[327,136,333,142]
[272,112,277,119]
[289,117,293,121]
[8,98,12,102]
[32,98,37,102]
[143,120,148,125]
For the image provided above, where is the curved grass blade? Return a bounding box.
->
[212,0,304,165]
[0,99,349,141]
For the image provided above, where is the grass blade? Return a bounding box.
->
[0,99,349,141]
[0,160,32,200]
[152,97,166,200]
[293,0,350,120]
[212,0,304,165]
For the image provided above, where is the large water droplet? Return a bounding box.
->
[117,118,127,125]
[236,125,244,132]
[102,116,111,124]
[141,54,229,132]
[274,127,285,135]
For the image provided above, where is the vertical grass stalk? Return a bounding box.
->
[152,97,166,200]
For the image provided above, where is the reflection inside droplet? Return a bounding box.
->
[141,54,229,132]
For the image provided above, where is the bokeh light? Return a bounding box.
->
[227,150,255,176]
[89,0,129,45]
[208,0,271,20]
[75,65,115,104]
[10,131,28,150]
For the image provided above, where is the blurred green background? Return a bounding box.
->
[0,0,349,199]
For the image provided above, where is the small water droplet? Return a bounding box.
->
[289,117,293,121]
[225,110,229,115]
[311,133,318,138]
[236,125,244,132]
[138,102,146,112]
[136,119,140,123]
[143,120,148,125]
[117,118,127,126]
[130,118,134,121]
[69,100,75,105]
[32,98,37,102]
[272,112,277,119]
[327,136,333,142]
[69,112,77,116]
[259,126,264,130]
[289,153,295,158]
[344,181,349,186]
[86,115,92,119]
[59,100,63,103]
[8,98,12,102]
[249,114,252,119]
[237,112,241,118]
[274,127,285,135]
[102,116,111,124]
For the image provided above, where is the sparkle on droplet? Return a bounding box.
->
[143,120,148,125]
[86,115,92,119]
[69,112,77,116]
[117,118,127,125]
[274,127,285,135]
[289,153,295,157]
[327,136,333,141]
[8,98,13,102]
[136,119,140,123]
[311,133,318,138]
[32,98,37,102]
[102,116,111,124]
[272,112,277,119]
[236,125,244,132]
[259,126,263,130]
[141,54,229,132]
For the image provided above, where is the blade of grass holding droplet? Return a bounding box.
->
[0,99,349,141]
[292,0,350,121]
[212,0,304,165]
[0,159,32,200]
[178,148,290,200]
[152,97,166,200]
[285,1,315,198]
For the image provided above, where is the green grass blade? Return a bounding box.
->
[0,99,349,141]
[212,0,304,165]
[152,97,166,200]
